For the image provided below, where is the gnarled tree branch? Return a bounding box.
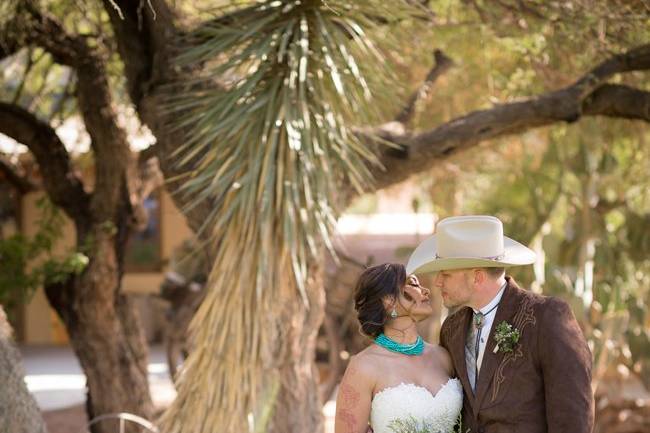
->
[582,84,650,121]
[365,43,650,193]
[100,0,176,112]
[99,1,650,232]
[396,49,455,124]
[0,155,37,194]
[0,102,90,220]
[571,44,650,98]
[101,0,221,235]
[19,4,132,220]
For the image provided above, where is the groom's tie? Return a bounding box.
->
[472,312,485,391]
[466,312,484,393]
[466,301,500,393]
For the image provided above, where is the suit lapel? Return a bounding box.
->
[474,279,520,411]
[449,307,475,409]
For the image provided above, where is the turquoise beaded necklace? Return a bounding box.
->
[374,333,424,356]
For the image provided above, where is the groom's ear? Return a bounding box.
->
[472,268,486,286]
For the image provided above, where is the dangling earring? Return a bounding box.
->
[390,307,398,319]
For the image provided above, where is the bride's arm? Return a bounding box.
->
[334,354,374,433]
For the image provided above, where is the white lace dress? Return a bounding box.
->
[370,378,463,433]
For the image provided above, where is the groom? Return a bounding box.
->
[406,216,594,433]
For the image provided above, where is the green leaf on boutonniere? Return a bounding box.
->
[493,321,520,353]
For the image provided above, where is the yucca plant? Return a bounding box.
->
[159,1,418,432]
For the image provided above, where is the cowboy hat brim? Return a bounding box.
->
[406,236,536,275]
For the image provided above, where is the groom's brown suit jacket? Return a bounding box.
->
[439,277,594,433]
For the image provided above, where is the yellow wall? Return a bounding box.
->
[21,192,75,344]
[21,188,194,344]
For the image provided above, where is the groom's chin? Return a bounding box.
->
[442,300,457,309]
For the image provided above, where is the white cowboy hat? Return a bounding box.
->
[406,215,536,275]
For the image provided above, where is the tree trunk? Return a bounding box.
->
[0,305,48,433]
[44,224,153,433]
[266,259,326,433]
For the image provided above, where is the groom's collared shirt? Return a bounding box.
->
[465,282,506,389]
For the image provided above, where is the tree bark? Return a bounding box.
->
[44,222,153,433]
[0,85,155,433]
[266,259,326,433]
[0,101,156,432]
[0,101,90,221]
[0,5,160,431]
[0,305,48,433]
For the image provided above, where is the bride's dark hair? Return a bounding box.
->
[353,263,407,338]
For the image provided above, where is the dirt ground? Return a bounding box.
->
[42,405,167,433]
[42,403,336,433]
[43,405,87,433]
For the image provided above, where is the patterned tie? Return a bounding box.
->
[466,312,484,393]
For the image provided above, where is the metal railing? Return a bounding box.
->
[81,412,158,433]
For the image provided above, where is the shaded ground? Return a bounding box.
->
[43,405,87,433]
[23,344,174,433]
[42,404,168,433]
[27,345,336,433]
[42,398,338,433]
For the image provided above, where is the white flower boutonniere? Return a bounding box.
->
[493,321,520,354]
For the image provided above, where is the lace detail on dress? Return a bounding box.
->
[370,378,463,433]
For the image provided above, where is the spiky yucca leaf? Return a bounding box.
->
[160,1,418,432]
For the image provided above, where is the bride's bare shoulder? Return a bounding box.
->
[350,344,380,362]
[339,348,382,392]
[345,345,385,376]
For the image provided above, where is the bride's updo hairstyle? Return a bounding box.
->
[353,263,407,338]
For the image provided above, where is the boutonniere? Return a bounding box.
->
[493,321,520,354]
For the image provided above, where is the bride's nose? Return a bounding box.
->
[422,286,430,297]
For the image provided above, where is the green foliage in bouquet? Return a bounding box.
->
[387,414,465,433]
[388,416,431,433]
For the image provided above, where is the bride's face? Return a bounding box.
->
[396,275,433,319]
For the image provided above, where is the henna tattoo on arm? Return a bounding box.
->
[340,382,361,406]
[335,364,371,433]
[336,408,357,433]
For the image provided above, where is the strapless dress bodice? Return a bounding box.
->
[370,378,463,433]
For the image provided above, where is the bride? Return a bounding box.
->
[334,263,462,433]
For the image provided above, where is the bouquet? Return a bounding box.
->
[387,414,465,433]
